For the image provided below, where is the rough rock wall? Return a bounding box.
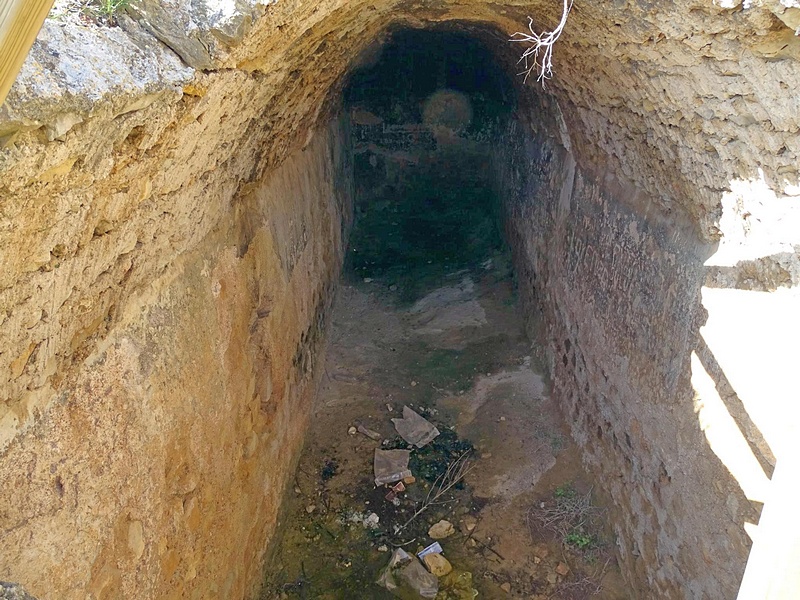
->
[1,0,799,598]
[0,110,351,599]
[495,114,765,598]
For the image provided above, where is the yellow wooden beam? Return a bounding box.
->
[0,0,56,107]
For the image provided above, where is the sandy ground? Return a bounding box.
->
[261,267,629,599]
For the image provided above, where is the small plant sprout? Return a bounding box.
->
[95,0,130,22]
[510,0,574,85]
[554,484,576,499]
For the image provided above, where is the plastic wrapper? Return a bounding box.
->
[374,449,412,485]
[391,406,440,448]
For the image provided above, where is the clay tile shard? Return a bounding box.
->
[391,405,440,448]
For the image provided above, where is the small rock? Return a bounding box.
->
[364,278,373,283]
[365,512,380,528]
[428,520,455,539]
[546,572,558,584]
[481,453,492,459]
[499,416,506,422]
[556,562,570,576]
[377,544,389,552]
[500,582,512,593]
[533,556,541,564]
[403,475,416,485]
[305,504,316,514]
[386,404,394,412]
[411,380,417,387]
[0,583,37,600]
[348,426,357,435]
[389,284,398,291]
[466,538,477,548]
[423,552,453,577]
[294,486,302,495]
[461,515,477,533]
[357,424,382,440]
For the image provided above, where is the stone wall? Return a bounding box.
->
[0,117,352,599]
[495,115,763,598]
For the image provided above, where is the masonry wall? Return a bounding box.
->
[0,118,352,599]
[495,117,761,599]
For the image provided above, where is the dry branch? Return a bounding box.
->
[397,450,473,532]
[527,486,597,541]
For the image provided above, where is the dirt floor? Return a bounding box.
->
[260,259,630,599]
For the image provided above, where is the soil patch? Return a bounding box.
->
[261,266,629,599]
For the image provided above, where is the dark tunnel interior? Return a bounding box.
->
[342,29,520,302]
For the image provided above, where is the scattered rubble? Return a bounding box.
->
[365,512,380,529]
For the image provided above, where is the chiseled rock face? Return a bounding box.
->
[122,0,271,69]
[0,0,798,599]
[0,16,193,140]
[0,117,351,600]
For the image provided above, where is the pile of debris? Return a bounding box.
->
[347,405,479,599]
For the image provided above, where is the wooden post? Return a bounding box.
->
[0,0,56,107]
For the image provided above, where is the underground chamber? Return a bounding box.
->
[264,28,634,599]
[1,3,797,599]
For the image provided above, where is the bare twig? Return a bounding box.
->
[469,535,507,562]
[509,0,574,85]
[397,450,473,531]
[548,557,611,599]
[527,487,598,542]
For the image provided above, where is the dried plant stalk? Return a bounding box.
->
[398,450,473,531]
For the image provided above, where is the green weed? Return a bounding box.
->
[554,484,576,499]
[565,530,598,551]
[73,0,130,24]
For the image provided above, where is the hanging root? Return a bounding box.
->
[509,0,574,86]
